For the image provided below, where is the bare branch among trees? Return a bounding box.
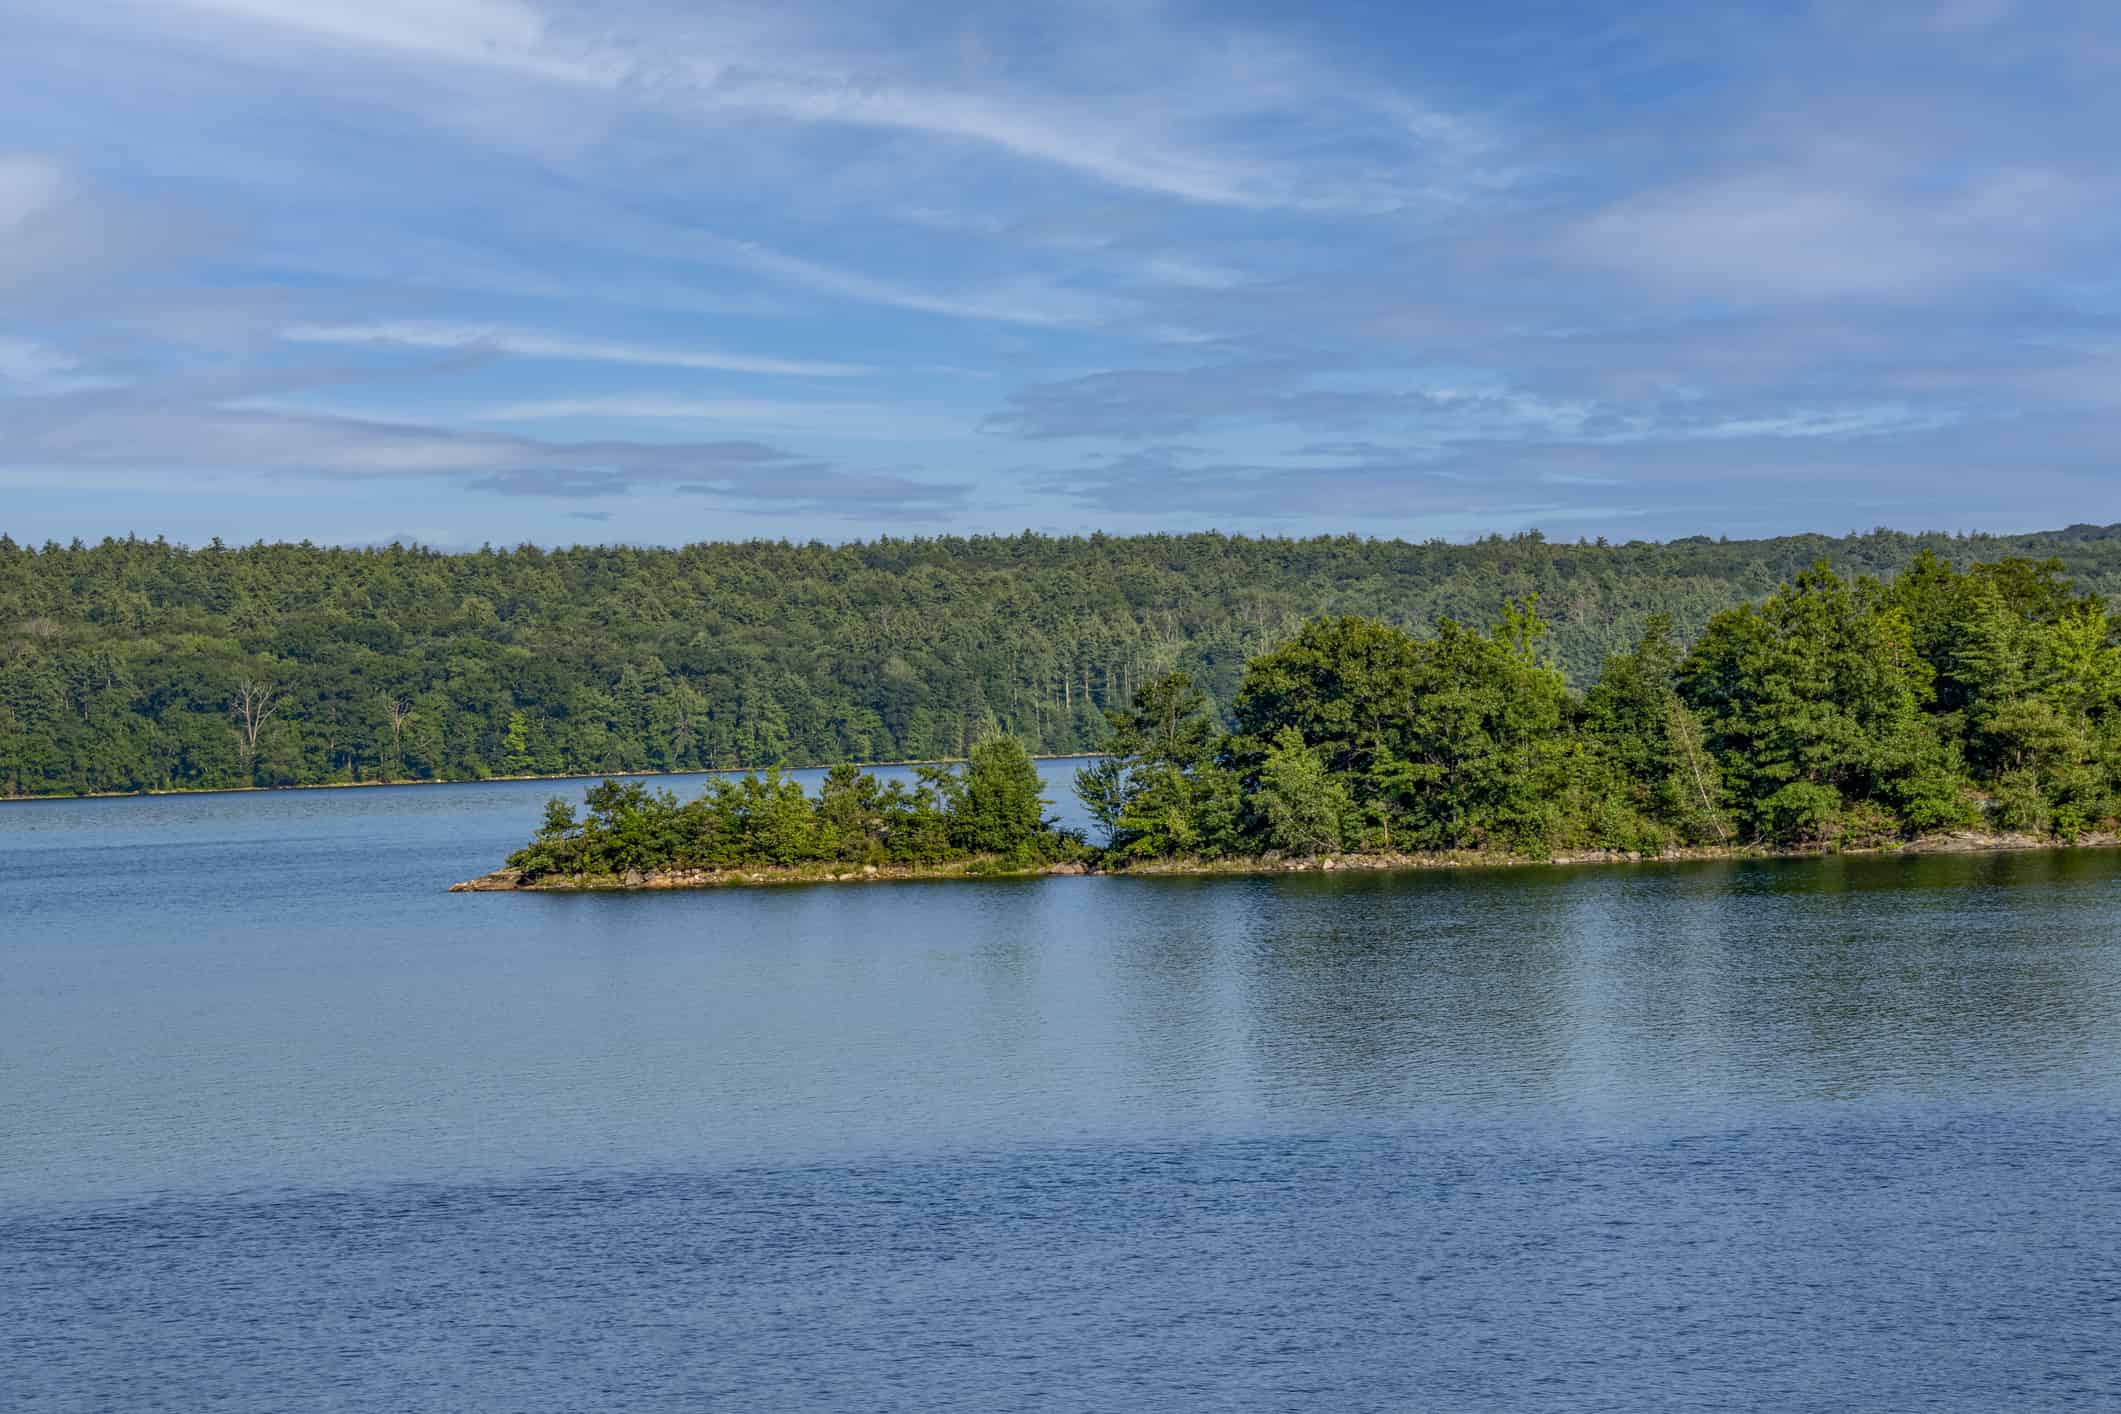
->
[381,695,416,781]
[230,677,282,775]
[1667,697,1730,842]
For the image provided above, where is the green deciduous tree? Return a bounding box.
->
[1252,727,1347,855]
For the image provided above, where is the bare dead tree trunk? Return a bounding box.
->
[1668,697,1729,841]
[383,696,415,782]
[231,678,282,778]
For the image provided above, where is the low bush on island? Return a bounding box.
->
[502,552,2121,883]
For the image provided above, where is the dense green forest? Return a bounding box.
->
[4,524,2121,798]
[510,549,2121,881]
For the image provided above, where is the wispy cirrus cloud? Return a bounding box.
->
[1564,163,2089,301]
[0,336,117,395]
[146,0,1495,213]
[0,152,69,228]
[683,65,1458,214]
[280,321,869,377]
[468,394,973,440]
[0,152,211,302]
[985,364,1557,442]
[696,238,1131,329]
[1032,418,2097,541]
[990,358,1959,454]
[151,0,612,83]
[4,390,966,515]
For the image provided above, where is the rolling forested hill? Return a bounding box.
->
[4,524,2119,797]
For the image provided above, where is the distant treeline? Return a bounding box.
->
[3,525,2120,799]
[514,549,2121,879]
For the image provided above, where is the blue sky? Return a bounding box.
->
[1,0,2116,548]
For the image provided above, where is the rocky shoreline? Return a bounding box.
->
[450,829,2117,893]
[451,858,1091,891]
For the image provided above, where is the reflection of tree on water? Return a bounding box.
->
[1231,869,1582,1119]
[1728,849,2121,1104]
[1083,850,2121,1126]
[1097,877,1271,1127]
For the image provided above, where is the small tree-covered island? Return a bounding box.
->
[459,551,2121,891]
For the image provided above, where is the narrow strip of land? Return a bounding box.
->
[454,831,2119,892]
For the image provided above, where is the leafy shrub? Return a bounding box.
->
[1835,799,1903,849]
[1760,782,1843,845]
[1988,770,2051,835]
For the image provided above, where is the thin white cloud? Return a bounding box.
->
[4,395,969,512]
[473,395,837,421]
[701,239,1129,328]
[698,65,1494,214]
[1139,255,1246,290]
[691,69,1302,211]
[468,394,973,438]
[155,0,611,83]
[0,336,122,395]
[0,153,197,299]
[0,337,79,384]
[17,402,516,473]
[1675,406,1961,441]
[280,320,870,377]
[1566,165,2085,299]
[0,154,70,230]
[149,0,1495,213]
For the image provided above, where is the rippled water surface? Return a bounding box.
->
[4,768,2119,1410]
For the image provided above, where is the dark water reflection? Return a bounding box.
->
[3,777,2119,1410]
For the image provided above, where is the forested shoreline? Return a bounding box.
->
[6,524,2121,800]
[485,550,2121,888]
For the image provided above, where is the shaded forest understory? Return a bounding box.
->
[4,523,2120,798]
[495,547,2121,885]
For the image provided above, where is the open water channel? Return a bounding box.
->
[3,762,2118,1410]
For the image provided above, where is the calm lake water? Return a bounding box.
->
[4,763,2119,1411]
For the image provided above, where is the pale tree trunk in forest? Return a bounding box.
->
[230,678,282,778]
[382,696,415,781]
[1667,697,1728,841]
